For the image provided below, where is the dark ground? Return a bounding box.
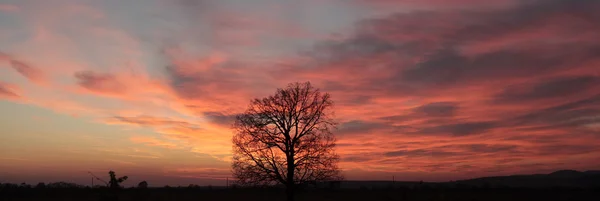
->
[3,170,600,201]
[2,187,599,201]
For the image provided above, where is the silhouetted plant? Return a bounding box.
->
[108,170,128,189]
[137,181,148,188]
[232,82,342,201]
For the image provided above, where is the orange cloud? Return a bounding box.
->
[165,167,232,180]
[105,115,199,128]
[130,136,182,150]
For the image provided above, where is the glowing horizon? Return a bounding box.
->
[1,0,599,187]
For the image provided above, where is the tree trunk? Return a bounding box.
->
[286,183,295,201]
[286,149,295,201]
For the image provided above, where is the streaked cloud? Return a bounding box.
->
[0,82,20,99]
[75,71,127,95]
[0,51,46,84]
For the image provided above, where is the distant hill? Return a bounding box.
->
[548,169,585,178]
[330,170,600,189]
[453,170,600,188]
[583,170,600,175]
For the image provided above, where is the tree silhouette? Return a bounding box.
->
[232,82,342,201]
[108,170,128,189]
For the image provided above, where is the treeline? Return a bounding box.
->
[0,182,85,189]
[0,182,230,190]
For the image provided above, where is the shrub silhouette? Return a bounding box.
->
[35,182,45,189]
[138,181,148,188]
[46,182,83,188]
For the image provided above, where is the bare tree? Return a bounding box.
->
[232,82,342,201]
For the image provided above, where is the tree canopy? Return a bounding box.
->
[232,81,342,201]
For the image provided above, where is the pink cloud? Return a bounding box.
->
[0,82,20,99]
[74,71,127,95]
[256,0,600,177]
[356,0,519,10]
[0,52,46,84]
[0,4,19,12]
[161,48,276,114]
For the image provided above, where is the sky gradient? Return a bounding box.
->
[1,0,600,187]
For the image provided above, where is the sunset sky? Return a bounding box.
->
[1,0,600,187]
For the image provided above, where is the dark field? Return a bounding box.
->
[2,187,599,201]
